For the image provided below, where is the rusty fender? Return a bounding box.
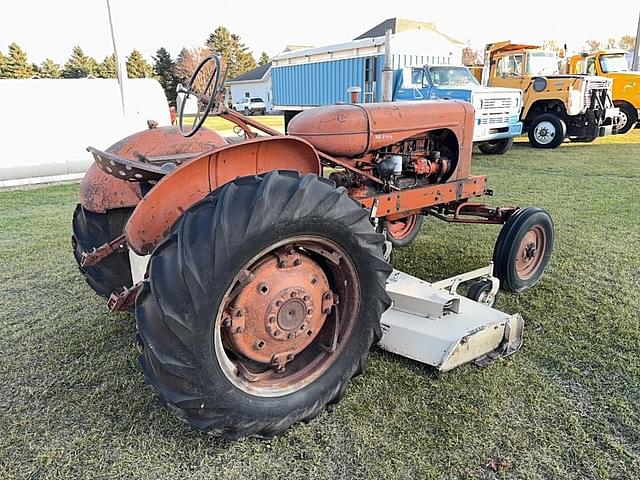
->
[125,136,322,255]
[80,126,227,213]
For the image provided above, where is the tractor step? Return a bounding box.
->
[378,269,523,371]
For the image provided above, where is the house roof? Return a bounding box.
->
[228,62,272,83]
[354,17,464,46]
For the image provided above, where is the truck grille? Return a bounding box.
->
[481,97,517,110]
[584,78,612,109]
[480,114,511,125]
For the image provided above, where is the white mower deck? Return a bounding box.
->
[379,268,523,371]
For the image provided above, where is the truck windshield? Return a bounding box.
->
[599,55,630,73]
[429,66,479,86]
[526,52,559,75]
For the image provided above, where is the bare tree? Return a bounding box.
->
[462,47,482,66]
[586,39,602,51]
[175,47,218,95]
[619,35,636,51]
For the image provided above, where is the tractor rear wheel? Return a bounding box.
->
[478,138,514,155]
[493,207,554,293]
[72,204,133,298]
[385,214,424,248]
[135,171,391,439]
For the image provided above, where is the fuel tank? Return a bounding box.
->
[287,101,472,157]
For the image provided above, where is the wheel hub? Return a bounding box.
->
[222,254,332,366]
[516,227,547,280]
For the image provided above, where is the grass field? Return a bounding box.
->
[1,130,639,479]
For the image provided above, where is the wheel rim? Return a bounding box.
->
[387,215,418,240]
[515,226,547,280]
[477,290,494,306]
[618,110,628,131]
[214,236,361,397]
[533,121,556,145]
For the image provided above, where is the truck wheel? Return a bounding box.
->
[244,107,250,116]
[478,138,514,155]
[493,207,554,293]
[385,214,424,247]
[72,204,133,298]
[135,171,392,440]
[528,114,566,149]
[616,102,637,134]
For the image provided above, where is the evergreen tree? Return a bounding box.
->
[62,46,98,78]
[153,47,177,104]
[98,54,117,78]
[5,43,34,78]
[258,51,270,66]
[39,59,61,78]
[126,49,153,78]
[206,26,256,79]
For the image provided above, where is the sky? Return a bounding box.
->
[1,0,638,65]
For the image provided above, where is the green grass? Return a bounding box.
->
[1,131,639,479]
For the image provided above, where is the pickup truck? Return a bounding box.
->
[232,97,266,116]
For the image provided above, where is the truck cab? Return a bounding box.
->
[566,50,640,133]
[394,64,523,154]
[483,42,620,148]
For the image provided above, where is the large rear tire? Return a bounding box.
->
[135,171,392,439]
[72,204,133,298]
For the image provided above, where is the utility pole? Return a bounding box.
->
[381,29,393,102]
[106,0,128,114]
[633,9,640,71]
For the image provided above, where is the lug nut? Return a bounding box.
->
[303,295,310,302]
[235,326,244,334]
[222,317,231,327]
[307,308,313,315]
[293,259,301,266]
[287,354,294,361]
[268,316,275,323]
[276,300,283,307]
[274,329,281,337]
[291,291,297,298]
[287,332,295,339]
[255,339,265,350]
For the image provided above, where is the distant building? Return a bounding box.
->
[227,62,273,112]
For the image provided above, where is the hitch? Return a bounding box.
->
[107,282,142,312]
[81,234,127,267]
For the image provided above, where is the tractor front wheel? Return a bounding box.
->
[385,214,424,248]
[135,171,391,439]
[493,207,554,293]
[72,204,133,298]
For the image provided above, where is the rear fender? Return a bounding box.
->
[125,136,322,255]
[79,126,226,213]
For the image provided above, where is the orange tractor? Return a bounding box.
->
[73,55,554,439]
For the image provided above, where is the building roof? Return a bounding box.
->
[228,62,272,83]
[354,17,464,46]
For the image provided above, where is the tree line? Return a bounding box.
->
[0,26,271,106]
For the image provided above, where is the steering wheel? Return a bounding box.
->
[177,55,226,137]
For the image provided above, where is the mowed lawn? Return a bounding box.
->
[0,129,639,479]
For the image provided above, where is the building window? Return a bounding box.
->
[244,91,250,98]
[364,56,378,103]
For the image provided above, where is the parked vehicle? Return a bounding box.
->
[232,97,266,115]
[566,50,640,134]
[73,55,553,440]
[482,41,620,148]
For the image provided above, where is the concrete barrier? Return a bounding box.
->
[0,78,171,187]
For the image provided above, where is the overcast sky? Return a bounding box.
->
[1,0,638,64]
